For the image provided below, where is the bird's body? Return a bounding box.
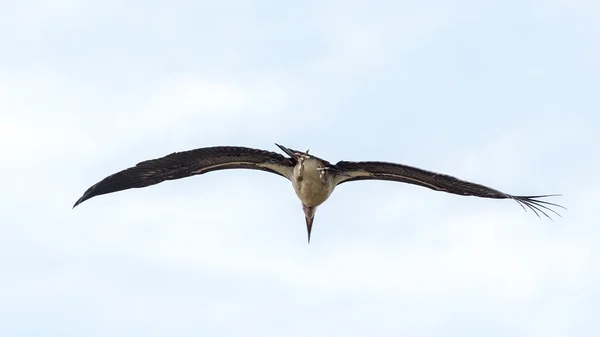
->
[292,156,336,208]
[73,143,565,243]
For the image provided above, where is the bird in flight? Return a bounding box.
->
[73,143,565,242]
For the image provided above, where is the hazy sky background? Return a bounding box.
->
[1,0,598,336]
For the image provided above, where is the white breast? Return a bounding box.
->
[291,158,336,207]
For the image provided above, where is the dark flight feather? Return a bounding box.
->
[334,160,566,219]
[73,146,294,208]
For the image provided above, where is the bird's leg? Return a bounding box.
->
[316,166,329,183]
[297,151,310,176]
[296,149,312,177]
[298,149,311,164]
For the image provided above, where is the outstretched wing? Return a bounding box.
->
[73,146,294,208]
[334,160,565,219]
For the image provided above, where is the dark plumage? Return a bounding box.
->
[74,143,565,242]
[73,146,294,208]
[334,161,563,219]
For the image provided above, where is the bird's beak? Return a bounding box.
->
[305,215,314,244]
[302,204,317,244]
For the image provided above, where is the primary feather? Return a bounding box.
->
[333,160,565,219]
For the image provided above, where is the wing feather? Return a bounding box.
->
[73,146,294,208]
[334,160,565,219]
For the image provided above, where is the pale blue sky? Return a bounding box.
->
[1,1,598,336]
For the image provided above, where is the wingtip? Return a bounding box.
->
[72,195,86,209]
[511,194,565,220]
[275,143,297,159]
[274,143,286,151]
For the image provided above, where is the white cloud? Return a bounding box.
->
[0,70,294,171]
[1,0,122,30]
[136,204,590,298]
[113,74,294,135]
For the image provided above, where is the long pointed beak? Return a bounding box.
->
[305,215,314,244]
[302,204,317,244]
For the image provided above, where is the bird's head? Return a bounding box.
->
[302,204,317,243]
